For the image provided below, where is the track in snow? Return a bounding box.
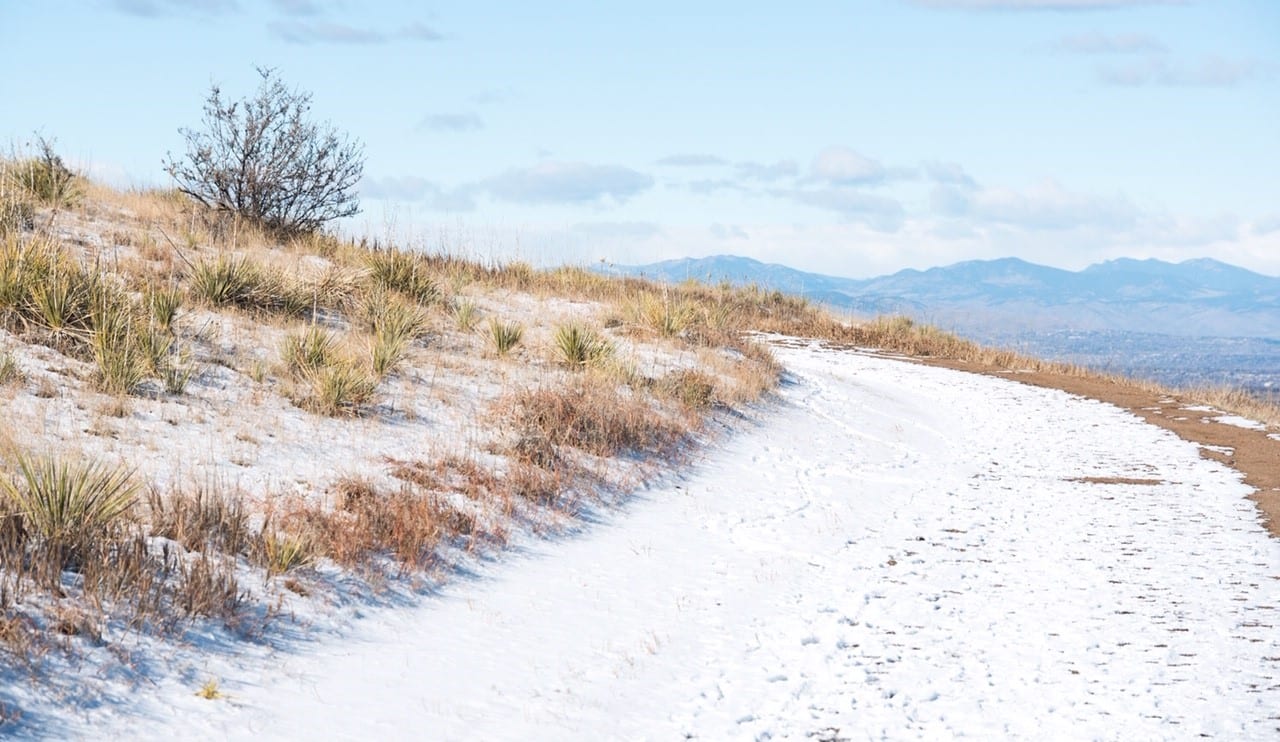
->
[93,342,1280,740]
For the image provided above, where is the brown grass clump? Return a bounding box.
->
[498,377,686,462]
[658,369,718,410]
[146,484,252,556]
[296,483,445,571]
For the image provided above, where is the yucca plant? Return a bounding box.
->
[91,300,149,395]
[366,249,441,305]
[487,317,523,357]
[260,529,314,576]
[139,324,174,375]
[30,268,96,345]
[145,284,183,332]
[451,297,478,332]
[637,292,696,338]
[0,346,21,385]
[306,362,377,416]
[189,254,261,307]
[0,196,34,235]
[281,325,338,375]
[369,298,426,377]
[0,454,138,546]
[553,323,613,368]
[162,347,198,394]
[10,138,82,209]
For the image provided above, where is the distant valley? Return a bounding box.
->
[608,255,1280,398]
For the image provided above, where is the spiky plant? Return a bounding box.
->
[306,362,377,416]
[487,317,523,357]
[91,300,149,395]
[30,268,95,345]
[366,249,441,306]
[553,323,613,368]
[0,455,138,546]
[189,255,261,307]
[281,325,338,376]
[637,292,696,338]
[145,284,183,332]
[10,138,82,209]
[451,297,478,332]
[260,529,314,576]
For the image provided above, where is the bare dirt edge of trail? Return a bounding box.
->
[770,338,1280,540]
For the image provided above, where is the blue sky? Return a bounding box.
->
[3,0,1277,277]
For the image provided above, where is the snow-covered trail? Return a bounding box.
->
[106,343,1280,740]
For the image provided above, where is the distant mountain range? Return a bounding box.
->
[607,255,1280,339]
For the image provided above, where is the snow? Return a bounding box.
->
[1211,415,1270,432]
[29,342,1280,739]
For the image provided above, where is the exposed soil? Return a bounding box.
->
[928,358,1280,539]
[1068,476,1166,486]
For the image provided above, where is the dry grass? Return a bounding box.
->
[498,376,687,462]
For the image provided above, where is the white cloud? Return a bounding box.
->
[923,161,977,188]
[736,160,799,182]
[943,178,1139,231]
[268,20,444,44]
[417,113,483,133]
[1052,32,1166,54]
[1099,56,1271,87]
[484,162,654,205]
[1253,215,1280,237]
[908,0,1184,9]
[113,0,237,15]
[709,223,750,240]
[655,154,728,167]
[780,187,906,232]
[269,0,322,15]
[360,176,476,211]
[810,147,887,185]
[571,221,662,239]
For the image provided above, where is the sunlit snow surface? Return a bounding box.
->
[76,342,1280,740]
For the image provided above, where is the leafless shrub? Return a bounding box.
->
[164,68,365,236]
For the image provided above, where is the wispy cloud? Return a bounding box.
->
[268,20,444,44]
[1052,32,1166,54]
[484,162,654,205]
[923,160,977,188]
[938,178,1138,231]
[779,186,906,232]
[810,147,888,186]
[571,221,662,239]
[908,0,1184,9]
[417,113,483,133]
[655,154,728,167]
[268,0,322,15]
[1253,215,1280,237]
[736,160,799,182]
[1099,56,1271,86]
[112,0,237,16]
[471,88,515,105]
[360,176,476,211]
[709,223,750,240]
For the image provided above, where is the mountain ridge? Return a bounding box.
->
[607,255,1280,338]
